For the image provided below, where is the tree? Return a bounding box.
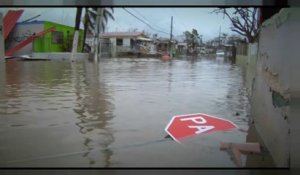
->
[212,8,259,43]
[221,33,228,43]
[82,8,114,53]
[226,34,244,45]
[184,29,200,50]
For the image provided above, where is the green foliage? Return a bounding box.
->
[82,8,115,52]
[227,34,244,45]
[184,29,200,49]
[84,8,114,35]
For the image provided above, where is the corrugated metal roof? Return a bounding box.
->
[137,37,152,41]
[100,32,144,38]
[3,10,24,39]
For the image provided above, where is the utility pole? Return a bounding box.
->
[98,8,104,60]
[218,26,222,49]
[169,16,173,58]
[94,8,103,62]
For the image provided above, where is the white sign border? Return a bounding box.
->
[165,113,239,143]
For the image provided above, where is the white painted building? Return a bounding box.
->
[100,32,153,57]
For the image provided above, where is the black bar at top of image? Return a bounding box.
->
[0,0,293,7]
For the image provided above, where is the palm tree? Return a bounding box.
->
[82,8,114,55]
[184,29,200,51]
[71,7,114,61]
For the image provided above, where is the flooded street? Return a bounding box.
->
[0,56,274,167]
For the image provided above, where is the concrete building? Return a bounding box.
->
[235,8,299,167]
[5,20,84,56]
[156,38,177,55]
[176,42,188,55]
[100,32,153,57]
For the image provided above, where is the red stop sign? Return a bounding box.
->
[165,113,238,142]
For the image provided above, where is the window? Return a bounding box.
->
[116,38,123,46]
[52,31,64,44]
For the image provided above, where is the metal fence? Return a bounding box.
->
[99,42,112,57]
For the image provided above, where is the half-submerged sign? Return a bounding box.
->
[165,113,238,142]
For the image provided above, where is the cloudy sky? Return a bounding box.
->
[0,7,236,41]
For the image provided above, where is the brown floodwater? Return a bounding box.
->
[0,56,275,167]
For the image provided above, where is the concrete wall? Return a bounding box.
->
[236,55,248,73]
[109,37,133,57]
[287,7,300,169]
[32,52,89,60]
[250,8,299,167]
[6,23,44,56]
[123,38,131,47]
[235,43,258,97]
[109,37,131,47]
[245,43,258,97]
[235,8,300,167]
[0,13,4,59]
[0,13,5,98]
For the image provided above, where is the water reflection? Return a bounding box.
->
[2,61,22,115]
[0,60,115,167]
[0,57,275,167]
[2,60,73,115]
[216,55,225,61]
[167,61,173,92]
[71,61,115,167]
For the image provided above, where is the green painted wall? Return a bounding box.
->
[33,21,84,52]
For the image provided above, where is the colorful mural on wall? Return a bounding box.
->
[6,21,84,56]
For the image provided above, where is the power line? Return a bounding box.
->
[170,8,189,31]
[123,8,169,35]
[122,8,170,35]
[163,8,188,37]
[131,8,170,33]
[113,19,123,32]
[131,9,151,24]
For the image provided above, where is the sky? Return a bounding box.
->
[0,7,237,41]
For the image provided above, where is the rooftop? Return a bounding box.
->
[100,32,145,38]
[15,20,83,30]
[16,20,45,25]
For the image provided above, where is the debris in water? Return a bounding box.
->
[165,113,238,142]
[220,142,261,167]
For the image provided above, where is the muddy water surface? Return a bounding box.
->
[0,57,274,167]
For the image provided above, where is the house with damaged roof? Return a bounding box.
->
[99,32,156,57]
